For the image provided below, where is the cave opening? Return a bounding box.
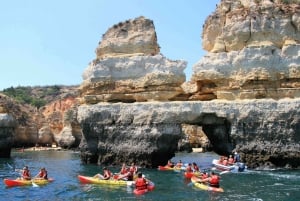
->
[182,113,233,156]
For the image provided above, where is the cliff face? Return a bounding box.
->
[0,86,81,151]
[77,2,300,169]
[0,101,16,157]
[192,0,300,100]
[78,100,300,168]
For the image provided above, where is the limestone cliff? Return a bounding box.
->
[78,2,300,169]
[0,102,16,157]
[191,0,300,100]
[96,16,159,59]
[78,99,300,169]
[79,16,187,104]
[0,86,81,151]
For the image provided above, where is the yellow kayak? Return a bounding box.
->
[78,175,134,186]
[4,178,54,187]
[191,176,224,192]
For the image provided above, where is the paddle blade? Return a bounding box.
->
[32,182,39,187]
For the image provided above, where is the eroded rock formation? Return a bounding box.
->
[78,99,300,169]
[0,87,81,152]
[191,0,300,100]
[78,1,300,169]
[79,16,187,104]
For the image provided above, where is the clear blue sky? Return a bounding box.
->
[0,0,219,90]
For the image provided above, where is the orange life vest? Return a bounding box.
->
[186,166,193,173]
[120,167,128,175]
[38,170,48,179]
[135,178,147,190]
[22,170,30,179]
[210,175,219,185]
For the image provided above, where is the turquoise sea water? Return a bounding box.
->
[0,151,299,201]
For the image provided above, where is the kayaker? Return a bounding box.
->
[116,163,130,180]
[222,157,228,166]
[166,160,174,168]
[201,171,209,180]
[21,166,31,180]
[185,163,193,173]
[35,167,48,180]
[93,167,112,180]
[135,172,148,190]
[192,162,200,172]
[174,160,183,168]
[228,155,234,165]
[202,171,220,188]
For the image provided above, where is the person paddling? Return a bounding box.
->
[185,163,193,173]
[202,171,220,188]
[116,163,130,180]
[35,167,48,180]
[135,172,148,191]
[192,162,200,172]
[93,167,112,180]
[21,166,31,180]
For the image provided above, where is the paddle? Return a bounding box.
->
[219,170,230,175]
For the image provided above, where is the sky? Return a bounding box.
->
[0,0,220,91]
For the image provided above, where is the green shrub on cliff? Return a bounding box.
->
[2,86,47,108]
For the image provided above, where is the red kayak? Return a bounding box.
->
[4,178,54,187]
[133,181,155,195]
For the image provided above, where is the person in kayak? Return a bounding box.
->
[116,163,130,180]
[192,162,200,172]
[202,171,220,188]
[127,162,138,181]
[185,163,193,173]
[174,160,183,168]
[228,155,234,165]
[166,160,174,168]
[93,167,112,180]
[201,171,209,180]
[35,167,48,180]
[135,172,148,190]
[20,166,31,180]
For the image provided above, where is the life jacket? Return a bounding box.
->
[22,170,31,180]
[38,170,48,179]
[186,166,193,173]
[129,166,137,174]
[210,175,219,185]
[135,178,147,190]
[120,167,128,175]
